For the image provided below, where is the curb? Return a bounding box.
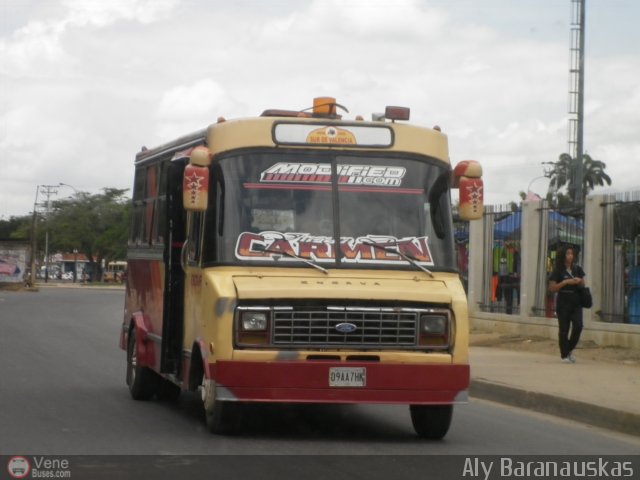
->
[470,379,640,437]
[32,283,125,291]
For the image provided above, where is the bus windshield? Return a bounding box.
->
[209,150,456,271]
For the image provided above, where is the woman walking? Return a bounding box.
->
[548,245,585,363]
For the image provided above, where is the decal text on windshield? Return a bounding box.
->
[235,232,433,265]
[260,163,406,187]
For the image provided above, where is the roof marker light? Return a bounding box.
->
[311,97,348,118]
[385,106,410,122]
[313,96,337,116]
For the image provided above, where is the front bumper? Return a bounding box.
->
[209,361,469,404]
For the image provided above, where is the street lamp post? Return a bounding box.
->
[58,182,79,283]
[59,182,81,283]
[73,249,78,283]
[59,183,79,195]
[527,175,550,200]
[44,230,50,282]
[29,185,40,287]
[28,182,80,285]
[37,185,60,283]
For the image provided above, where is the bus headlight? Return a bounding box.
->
[241,311,268,331]
[418,312,450,348]
[236,308,270,347]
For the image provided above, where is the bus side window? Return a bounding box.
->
[130,166,147,245]
[145,164,158,244]
[152,161,168,245]
[130,164,162,246]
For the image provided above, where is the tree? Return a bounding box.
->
[0,216,31,240]
[547,153,612,204]
[48,188,130,281]
[583,154,613,193]
[548,153,573,194]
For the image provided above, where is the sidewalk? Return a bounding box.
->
[469,343,640,437]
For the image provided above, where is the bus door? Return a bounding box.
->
[160,159,187,374]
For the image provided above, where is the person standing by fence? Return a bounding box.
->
[548,245,585,363]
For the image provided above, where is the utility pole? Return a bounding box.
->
[38,184,60,282]
[568,0,586,205]
[28,186,40,287]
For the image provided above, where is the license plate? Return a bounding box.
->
[329,367,366,387]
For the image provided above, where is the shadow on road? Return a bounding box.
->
[155,391,426,442]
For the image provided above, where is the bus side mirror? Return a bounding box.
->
[452,160,483,221]
[183,146,212,212]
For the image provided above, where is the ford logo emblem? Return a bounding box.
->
[335,322,357,333]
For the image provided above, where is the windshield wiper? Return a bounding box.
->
[254,244,329,275]
[362,240,434,278]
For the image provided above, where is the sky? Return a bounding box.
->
[1,0,639,218]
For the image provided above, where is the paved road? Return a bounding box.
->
[1,288,639,458]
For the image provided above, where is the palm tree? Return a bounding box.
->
[583,154,612,193]
[547,153,612,204]
[548,153,573,193]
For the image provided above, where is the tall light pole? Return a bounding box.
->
[568,0,586,204]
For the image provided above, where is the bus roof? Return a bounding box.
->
[205,117,449,163]
[135,103,450,165]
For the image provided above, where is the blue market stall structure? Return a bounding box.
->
[487,210,583,317]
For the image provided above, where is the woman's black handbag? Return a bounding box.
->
[579,287,593,309]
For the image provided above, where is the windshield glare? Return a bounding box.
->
[210,151,456,270]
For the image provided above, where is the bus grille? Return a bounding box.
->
[271,308,418,347]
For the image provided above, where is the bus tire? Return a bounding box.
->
[409,404,453,440]
[202,377,240,435]
[126,328,158,401]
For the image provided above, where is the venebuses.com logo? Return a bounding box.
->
[7,456,30,479]
[6,456,71,478]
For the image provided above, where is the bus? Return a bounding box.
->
[103,261,127,283]
[119,97,483,439]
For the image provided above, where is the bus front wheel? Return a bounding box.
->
[409,404,453,440]
[126,328,158,400]
[201,377,240,434]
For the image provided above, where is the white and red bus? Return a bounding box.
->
[120,97,483,439]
